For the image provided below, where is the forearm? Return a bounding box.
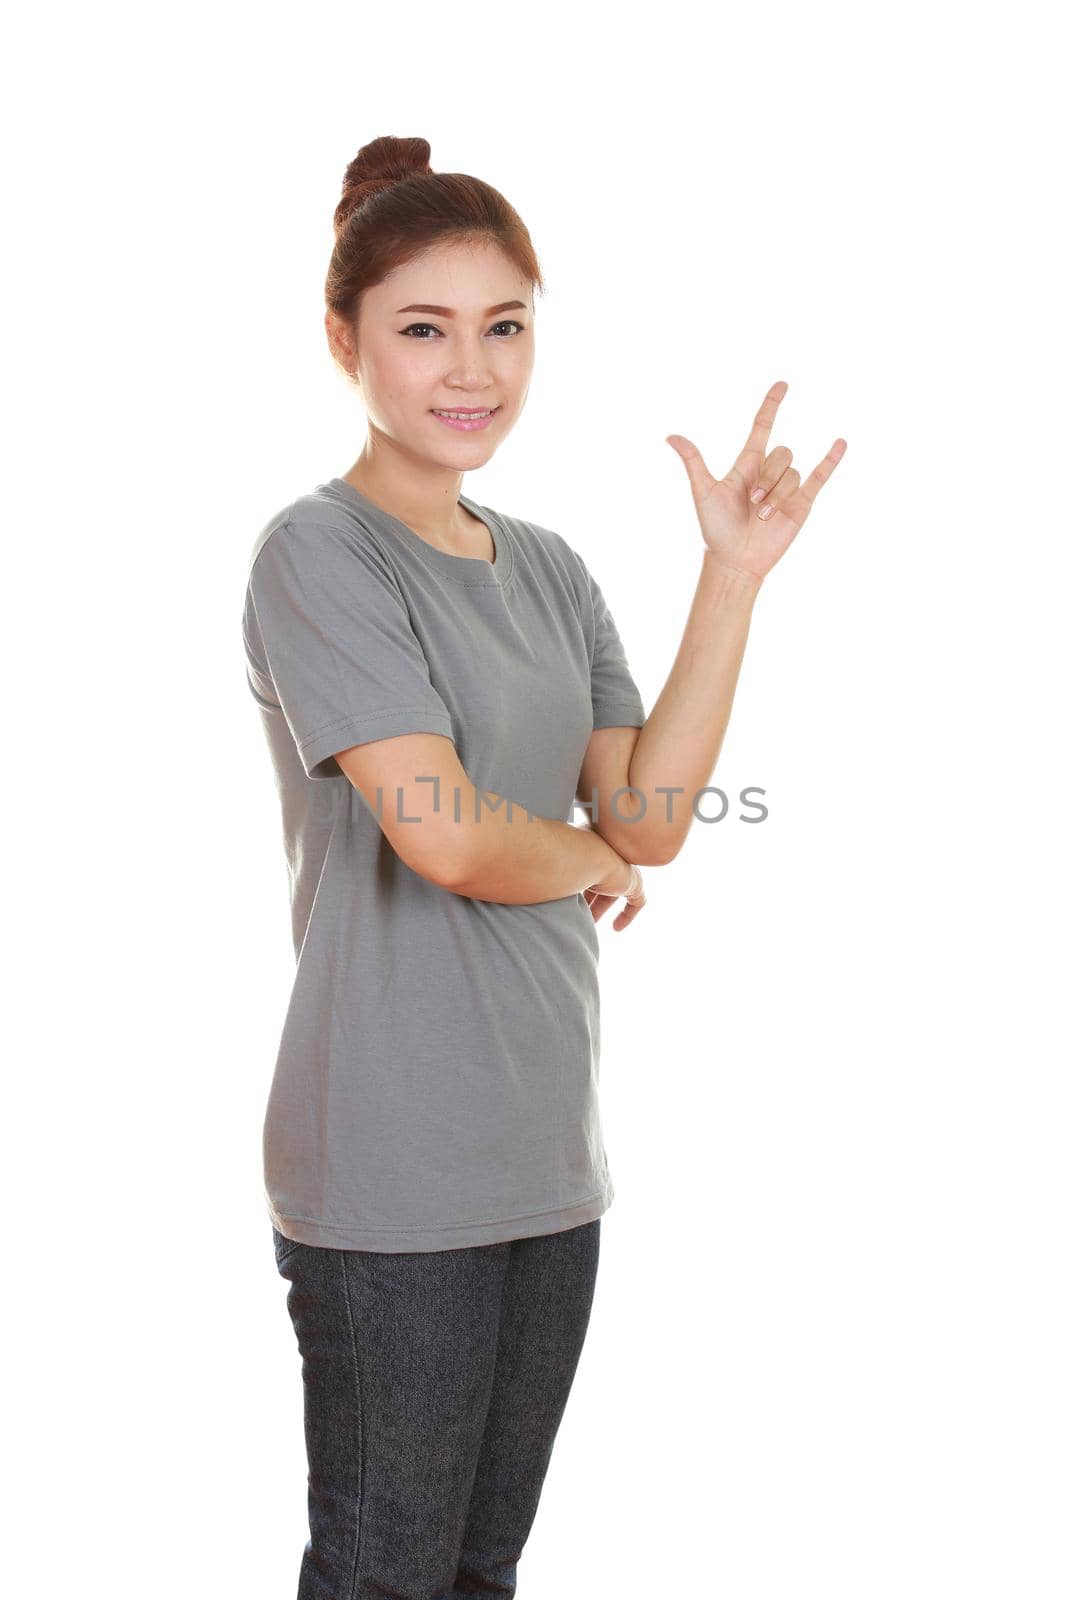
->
[626,552,762,862]
[447,788,625,904]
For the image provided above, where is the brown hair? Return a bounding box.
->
[325,136,544,361]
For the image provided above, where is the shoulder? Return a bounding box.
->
[246,487,397,591]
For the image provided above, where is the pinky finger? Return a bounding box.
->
[798,437,848,505]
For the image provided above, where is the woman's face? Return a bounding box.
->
[331,239,535,471]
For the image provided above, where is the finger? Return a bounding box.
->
[749,444,793,505]
[730,380,788,487]
[612,900,643,931]
[793,438,848,512]
[754,466,802,520]
[588,893,614,923]
[664,432,720,500]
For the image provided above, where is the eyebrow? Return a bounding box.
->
[394,301,528,316]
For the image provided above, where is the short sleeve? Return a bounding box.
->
[574,552,647,730]
[244,516,454,780]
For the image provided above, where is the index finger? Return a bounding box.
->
[731,379,789,481]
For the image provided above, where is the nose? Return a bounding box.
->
[444,337,498,389]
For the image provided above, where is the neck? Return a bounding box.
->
[340,460,493,562]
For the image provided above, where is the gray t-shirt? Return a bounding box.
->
[242,476,646,1252]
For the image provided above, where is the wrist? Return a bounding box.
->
[700,549,764,596]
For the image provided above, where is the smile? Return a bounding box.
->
[430,407,500,432]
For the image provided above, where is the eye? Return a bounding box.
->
[399,320,527,340]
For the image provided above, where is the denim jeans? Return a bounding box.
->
[272,1216,601,1598]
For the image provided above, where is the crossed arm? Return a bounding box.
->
[333,552,760,900]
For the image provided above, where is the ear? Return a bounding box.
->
[325,311,359,382]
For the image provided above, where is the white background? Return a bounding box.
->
[6,2,1063,1596]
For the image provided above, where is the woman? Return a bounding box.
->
[242,135,845,1598]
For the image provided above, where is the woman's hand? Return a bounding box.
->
[666,380,847,583]
[584,858,646,932]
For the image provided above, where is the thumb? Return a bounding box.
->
[665,433,718,494]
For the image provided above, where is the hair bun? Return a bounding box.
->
[333,136,434,235]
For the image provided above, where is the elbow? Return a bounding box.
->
[391,826,474,894]
[432,856,476,895]
[423,829,487,896]
[595,792,678,868]
[635,817,688,867]
[647,826,689,866]
[638,841,678,868]
[428,848,477,894]
[601,823,678,869]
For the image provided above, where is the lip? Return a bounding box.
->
[430,405,500,433]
